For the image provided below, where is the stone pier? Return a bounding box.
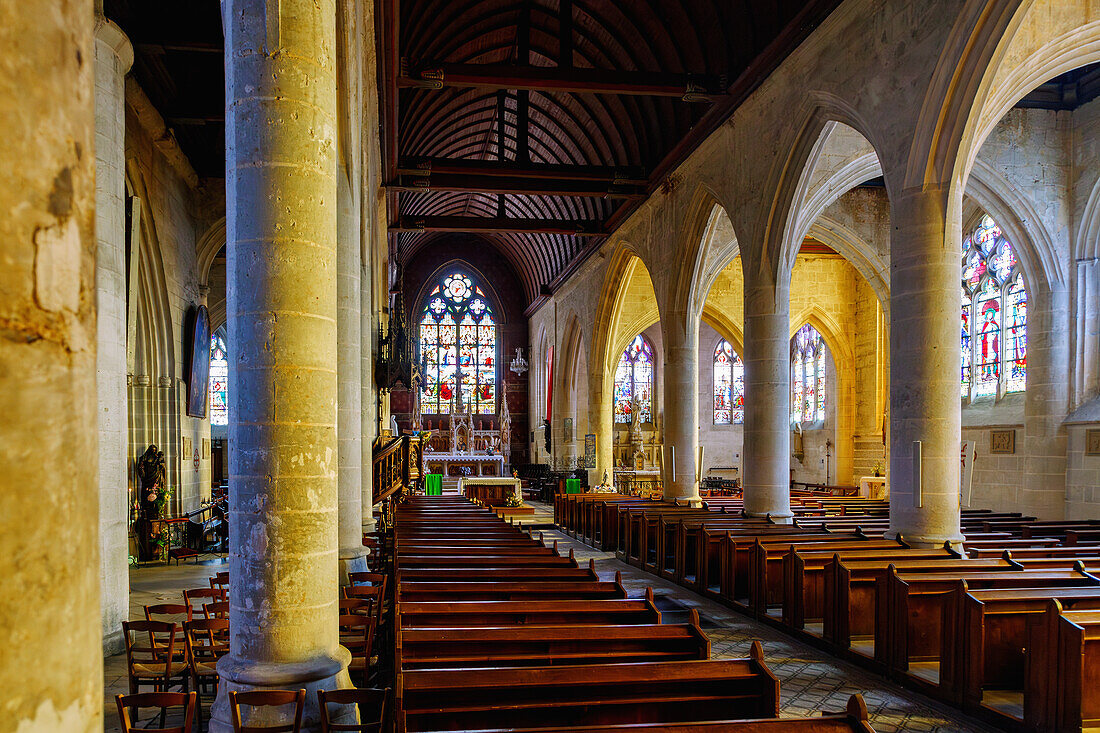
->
[211,0,353,729]
[0,1,102,729]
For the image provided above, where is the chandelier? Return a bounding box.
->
[509,347,529,375]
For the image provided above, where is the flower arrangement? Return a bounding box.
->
[504,493,523,508]
[871,461,884,477]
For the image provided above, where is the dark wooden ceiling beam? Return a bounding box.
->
[391,215,604,236]
[388,173,644,199]
[396,158,646,184]
[399,63,726,101]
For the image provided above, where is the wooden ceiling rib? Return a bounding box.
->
[384,0,844,306]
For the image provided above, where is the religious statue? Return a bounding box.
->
[499,397,512,463]
[136,444,168,562]
[412,385,423,432]
[629,392,642,437]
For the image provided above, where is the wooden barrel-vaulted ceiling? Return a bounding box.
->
[105,0,844,306]
[383,0,844,306]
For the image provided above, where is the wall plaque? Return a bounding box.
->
[990,429,1015,455]
[1087,429,1100,456]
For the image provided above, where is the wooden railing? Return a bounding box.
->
[372,433,425,505]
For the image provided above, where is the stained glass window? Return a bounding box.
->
[209,331,228,426]
[613,334,654,424]
[961,215,1026,399]
[713,340,745,424]
[419,270,497,414]
[791,324,825,423]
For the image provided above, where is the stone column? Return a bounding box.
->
[662,315,700,503]
[211,1,353,730]
[336,0,366,577]
[360,213,376,532]
[742,279,793,519]
[591,369,613,485]
[1021,283,1069,519]
[94,17,133,656]
[337,164,366,576]
[0,1,101,730]
[887,189,964,547]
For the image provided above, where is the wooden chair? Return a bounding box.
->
[184,587,226,619]
[339,613,376,684]
[204,600,231,619]
[122,620,189,696]
[143,604,190,664]
[339,598,370,615]
[185,617,229,730]
[317,688,389,732]
[229,689,306,733]
[210,570,230,593]
[115,691,196,733]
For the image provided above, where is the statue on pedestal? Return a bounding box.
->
[629,392,642,438]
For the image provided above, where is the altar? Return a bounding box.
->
[425,453,506,492]
[459,476,521,505]
[417,390,512,492]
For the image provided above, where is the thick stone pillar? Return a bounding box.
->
[742,280,793,519]
[887,189,964,546]
[0,1,101,729]
[212,1,353,730]
[94,17,133,656]
[662,316,700,503]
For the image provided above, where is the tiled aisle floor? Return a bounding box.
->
[104,503,998,732]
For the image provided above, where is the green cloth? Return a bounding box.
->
[566,478,582,494]
[425,474,443,496]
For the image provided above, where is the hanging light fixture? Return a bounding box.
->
[509,347,529,375]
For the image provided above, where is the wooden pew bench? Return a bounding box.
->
[938,585,1100,728]
[823,557,1019,666]
[886,566,1100,693]
[780,545,957,632]
[397,579,627,602]
[418,694,876,733]
[396,596,663,627]
[397,651,780,732]
[397,613,710,669]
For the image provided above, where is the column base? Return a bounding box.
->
[208,649,355,733]
[744,511,795,524]
[339,550,369,583]
[667,496,703,508]
[883,530,965,549]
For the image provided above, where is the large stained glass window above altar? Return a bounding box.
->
[419,270,497,414]
[613,334,654,424]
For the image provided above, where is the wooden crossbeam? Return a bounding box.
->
[390,216,604,236]
[388,173,644,199]
[396,158,646,184]
[399,63,726,101]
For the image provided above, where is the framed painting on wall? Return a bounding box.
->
[185,304,211,418]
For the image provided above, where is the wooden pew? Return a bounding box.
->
[395,596,663,627]
[939,585,1100,729]
[397,649,780,732]
[398,579,628,602]
[1027,602,1100,733]
[424,694,877,732]
[823,556,1019,666]
[397,610,710,669]
[781,544,958,632]
[887,565,1100,695]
